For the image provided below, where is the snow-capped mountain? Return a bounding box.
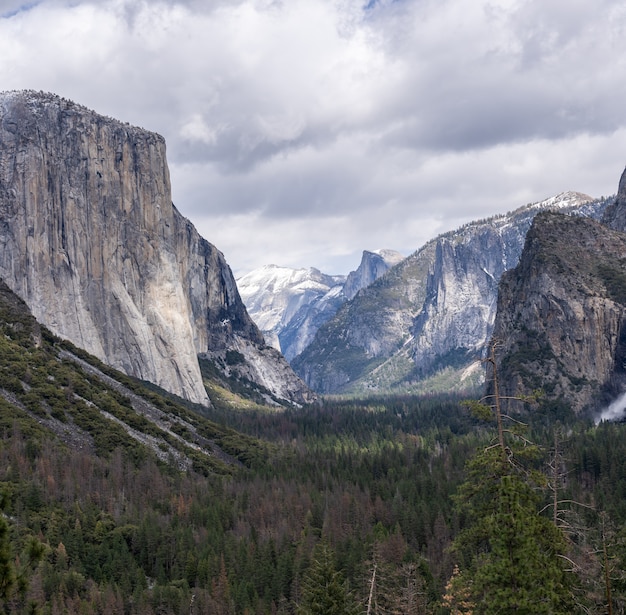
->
[292,192,610,395]
[237,265,345,360]
[237,249,404,361]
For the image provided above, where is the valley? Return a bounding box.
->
[2,90,626,613]
[2,305,626,613]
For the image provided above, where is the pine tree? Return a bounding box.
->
[0,512,16,611]
[451,444,581,613]
[449,342,582,614]
[297,542,360,615]
[0,502,44,615]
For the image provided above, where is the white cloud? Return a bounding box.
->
[1,0,626,275]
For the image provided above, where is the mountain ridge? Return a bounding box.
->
[291,191,608,395]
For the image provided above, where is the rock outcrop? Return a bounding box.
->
[0,90,314,406]
[602,166,626,232]
[491,209,626,415]
[342,249,404,301]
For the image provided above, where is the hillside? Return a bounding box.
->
[0,279,269,474]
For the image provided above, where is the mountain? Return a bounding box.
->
[236,265,346,360]
[292,192,609,395]
[237,249,403,361]
[491,167,626,416]
[342,249,405,300]
[0,90,313,407]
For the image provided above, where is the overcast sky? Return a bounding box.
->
[1,0,626,276]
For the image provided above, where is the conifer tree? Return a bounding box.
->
[0,513,15,611]
[0,500,44,615]
[449,342,582,614]
[297,541,360,615]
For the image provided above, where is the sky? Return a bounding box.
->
[1,0,626,277]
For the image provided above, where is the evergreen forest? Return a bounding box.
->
[2,285,626,613]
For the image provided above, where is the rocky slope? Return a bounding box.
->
[237,249,403,361]
[293,193,608,394]
[0,275,261,474]
[0,90,313,407]
[491,206,626,415]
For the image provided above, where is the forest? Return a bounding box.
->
[1,285,626,613]
[3,385,626,613]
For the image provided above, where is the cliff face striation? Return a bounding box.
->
[0,90,314,406]
[491,208,626,415]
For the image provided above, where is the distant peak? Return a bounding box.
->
[537,191,594,208]
[370,248,405,265]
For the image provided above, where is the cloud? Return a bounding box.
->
[0,1,40,18]
[1,0,626,275]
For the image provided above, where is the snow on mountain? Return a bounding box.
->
[237,265,346,356]
[237,250,404,361]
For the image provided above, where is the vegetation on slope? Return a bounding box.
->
[2,280,626,613]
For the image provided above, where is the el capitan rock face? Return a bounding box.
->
[0,90,314,406]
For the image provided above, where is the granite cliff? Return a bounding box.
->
[493,172,626,413]
[293,193,607,395]
[0,90,313,406]
[342,249,405,301]
[491,206,626,415]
